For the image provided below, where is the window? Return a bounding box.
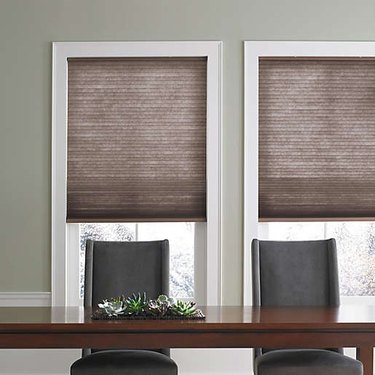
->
[259,222,375,297]
[79,222,195,299]
[244,42,375,304]
[67,55,207,301]
[52,42,222,307]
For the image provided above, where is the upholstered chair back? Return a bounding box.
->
[84,239,169,356]
[251,238,340,358]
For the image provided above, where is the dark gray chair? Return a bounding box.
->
[251,238,363,375]
[70,239,178,375]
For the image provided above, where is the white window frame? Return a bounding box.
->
[244,41,375,305]
[52,41,222,307]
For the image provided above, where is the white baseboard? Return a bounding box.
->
[0,292,51,306]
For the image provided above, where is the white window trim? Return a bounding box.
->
[52,41,222,307]
[244,41,375,305]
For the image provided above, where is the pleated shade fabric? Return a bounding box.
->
[67,57,207,222]
[259,57,375,220]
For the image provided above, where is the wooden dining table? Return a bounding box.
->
[0,305,375,375]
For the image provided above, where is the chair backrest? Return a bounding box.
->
[251,238,340,357]
[84,239,170,356]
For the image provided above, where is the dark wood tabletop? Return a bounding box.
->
[0,305,374,375]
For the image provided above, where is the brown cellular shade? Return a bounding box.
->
[259,57,375,220]
[67,57,207,222]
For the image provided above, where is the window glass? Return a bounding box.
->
[258,222,375,296]
[79,223,194,299]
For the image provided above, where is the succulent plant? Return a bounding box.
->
[98,299,126,317]
[125,292,148,315]
[148,294,174,317]
[94,293,204,320]
[171,300,197,317]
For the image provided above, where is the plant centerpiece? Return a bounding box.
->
[93,293,205,320]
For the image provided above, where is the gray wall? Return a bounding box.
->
[1,0,374,304]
